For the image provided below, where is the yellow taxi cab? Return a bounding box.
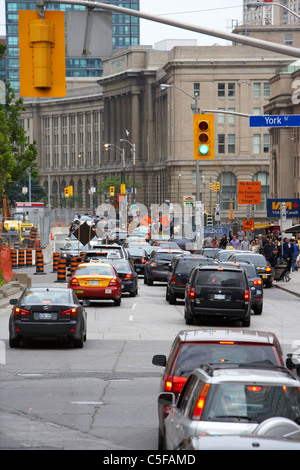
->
[68,261,122,306]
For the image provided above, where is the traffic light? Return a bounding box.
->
[210,182,214,191]
[216,181,220,191]
[110,186,115,197]
[19,10,66,98]
[193,114,214,159]
[68,185,73,197]
[120,184,126,195]
[64,187,69,198]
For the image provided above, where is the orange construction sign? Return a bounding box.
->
[159,214,170,228]
[140,215,151,227]
[238,181,261,205]
[243,219,255,232]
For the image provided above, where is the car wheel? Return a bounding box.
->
[114,297,121,306]
[9,336,20,348]
[169,291,176,305]
[253,304,263,315]
[185,308,194,325]
[266,278,273,288]
[73,334,84,348]
[242,316,251,327]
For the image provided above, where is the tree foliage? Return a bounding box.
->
[0,43,38,211]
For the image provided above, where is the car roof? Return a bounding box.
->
[77,261,114,268]
[194,264,243,272]
[174,328,281,346]
[195,364,300,386]
[26,286,71,293]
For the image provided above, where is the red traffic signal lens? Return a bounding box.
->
[198,121,208,131]
[199,133,208,143]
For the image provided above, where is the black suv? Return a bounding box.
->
[144,249,182,286]
[166,254,217,304]
[227,252,272,287]
[184,264,251,326]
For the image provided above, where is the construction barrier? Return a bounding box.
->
[55,259,67,282]
[27,226,38,248]
[11,250,18,269]
[52,252,60,272]
[34,250,46,275]
[26,249,33,267]
[0,246,13,283]
[18,249,25,268]
[70,256,81,277]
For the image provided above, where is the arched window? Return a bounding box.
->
[219,172,237,211]
[253,172,269,210]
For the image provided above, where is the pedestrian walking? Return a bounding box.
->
[230,235,240,250]
[240,236,249,251]
[283,237,294,272]
[292,239,299,272]
[218,234,227,249]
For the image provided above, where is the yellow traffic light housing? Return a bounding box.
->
[64,187,69,198]
[120,184,126,195]
[110,186,115,197]
[19,10,66,97]
[68,185,73,197]
[193,114,214,159]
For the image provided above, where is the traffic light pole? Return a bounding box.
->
[42,0,300,58]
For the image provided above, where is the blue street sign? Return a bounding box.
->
[267,198,300,218]
[249,115,300,128]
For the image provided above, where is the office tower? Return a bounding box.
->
[4,0,140,92]
[243,0,300,26]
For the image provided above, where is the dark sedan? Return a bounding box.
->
[9,287,88,348]
[104,259,139,297]
[127,247,148,275]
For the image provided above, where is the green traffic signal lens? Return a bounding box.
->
[199,144,209,155]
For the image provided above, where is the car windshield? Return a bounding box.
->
[75,265,115,276]
[23,290,71,304]
[173,344,278,377]
[196,270,243,287]
[205,383,300,424]
[128,249,145,256]
[159,243,179,248]
[63,241,87,250]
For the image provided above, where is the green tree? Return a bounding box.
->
[0,43,38,211]
[97,175,140,200]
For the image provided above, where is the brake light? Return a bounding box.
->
[171,275,176,284]
[265,267,272,273]
[253,279,263,286]
[108,278,117,286]
[141,258,147,263]
[14,307,30,316]
[164,375,188,393]
[61,308,78,316]
[247,386,261,392]
[192,384,210,420]
[125,273,132,279]
[71,277,79,286]
[219,341,235,345]
[150,262,157,267]
[188,287,195,299]
[244,289,250,302]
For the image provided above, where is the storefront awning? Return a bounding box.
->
[284,224,300,233]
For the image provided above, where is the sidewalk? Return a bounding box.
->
[274,268,300,298]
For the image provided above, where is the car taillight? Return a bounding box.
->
[188,287,195,299]
[108,278,117,286]
[125,273,133,279]
[171,275,176,284]
[192,384,210,421]
[164,375,188,393]
[244,289,250,302]
[141,258,147,263]
[253,279,263,286]
[61,308,78,316]
[265,266,272,273]
[14,307,30,316]
[70,277,79,286]
[150,262,157,267]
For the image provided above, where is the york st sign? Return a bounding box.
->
[250,115,300,127]
[267,199,300,218]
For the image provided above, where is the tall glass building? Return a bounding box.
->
[4,0,140,92]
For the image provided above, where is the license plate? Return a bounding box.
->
[39,313,52,320]
[89,280,99,285]
[105,289,112,294]
[262,275,268,278]
[215,294,225,300]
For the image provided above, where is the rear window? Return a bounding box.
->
[195,270,244,287]
[155,252,178,261]
[173,343,278,378]
[176,259,206,275]
[233,255,267,265]
[105,260,130,273]
[75,265,115,276]
[205,383,300,424]
[24,291,71,304]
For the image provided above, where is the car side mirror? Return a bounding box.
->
[158,392,176,406]
[82,299,90,307]
[152,354,167,367]
[9,298,18,305]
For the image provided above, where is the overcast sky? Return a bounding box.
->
[0,1,243,45]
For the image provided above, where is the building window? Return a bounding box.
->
[228,134,235,153]
[253,172,269,210]
[194,82,200,98]
[253,83,261,97]
[263,83,270,98]
[218,83,225,97]
[284,34,293,45]
[228,83,235,98]
[253,134,261,154]
[220,172,237,210]
[263,134,270,153]
[218,134,225,153]
[217,108,225,124]
[218,83,235,98]
[228,108,235,124]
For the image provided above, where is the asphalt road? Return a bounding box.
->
[0,263,300,451]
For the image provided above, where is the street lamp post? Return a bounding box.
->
[120,138,136,203]
[247,2,300,21]
[104,143,125,183]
